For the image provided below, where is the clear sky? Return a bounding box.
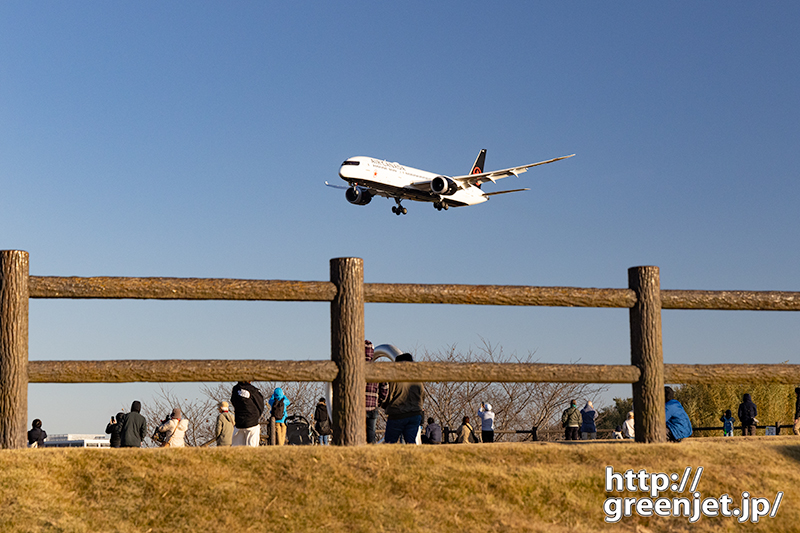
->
[2,3,798,434]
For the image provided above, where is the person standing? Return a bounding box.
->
[314,397,333,445]
[121,401,147,448]
[622,411,635,440]
[665,387,693,442]
[231,381,265,447]
[27,419,47,448]
[561,400,581,441]
[214,402,236,447]
[105,412,125,448]
[738,393,758,436]
[580,401,598,440]
[380,353,424,444]
[157,408,189,448]
[720,409,735,437]
[268,387,291,446]
[365,340,389,444]
[794,387,800,436]
[477,402,495,443]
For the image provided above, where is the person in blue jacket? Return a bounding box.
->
[664,386,692,442]
[268,387,291,446]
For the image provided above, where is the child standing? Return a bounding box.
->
[720,409,735,437]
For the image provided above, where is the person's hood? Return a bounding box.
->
[582,402,594,412]
[116,412,126,421]
[272,388,285,400]
[131,401,141,413]
[743,394,752,403]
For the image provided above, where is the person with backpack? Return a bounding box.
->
[720,409,735,437]
[268,387,291,446]
[156,407,189,447]
[314,397,332,445]
[738,393,758,436]
[231,381,265,447]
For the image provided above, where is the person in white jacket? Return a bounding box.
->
[158,408,189,447]
[622,411,635,440]
[477,402,495,443]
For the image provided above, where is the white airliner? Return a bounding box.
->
[326,149,574,215]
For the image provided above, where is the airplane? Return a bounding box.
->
[326,149,574,215]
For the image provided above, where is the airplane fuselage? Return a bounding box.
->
[339,156,487,207]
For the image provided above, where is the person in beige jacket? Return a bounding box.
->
[455,416,481,443]
[157,408,189,447]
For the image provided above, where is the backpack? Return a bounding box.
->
[270,398,285,420]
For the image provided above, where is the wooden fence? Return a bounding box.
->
[1,250,799,448]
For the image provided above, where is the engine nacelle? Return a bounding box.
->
[345,186,372,205]
[431,176,458,196]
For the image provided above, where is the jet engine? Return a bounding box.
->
[430,176,458,196]
[345,186,373,205]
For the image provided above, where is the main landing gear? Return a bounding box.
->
[391,199,407,216]
[433,201,449,211]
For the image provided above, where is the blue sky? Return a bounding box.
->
[2,3,798,434]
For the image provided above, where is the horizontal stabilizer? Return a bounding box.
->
[483,188,530,197]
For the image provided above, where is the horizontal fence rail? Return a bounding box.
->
[0,252,794,449]
[26,361,800,385]
[28,360,339,383]
[29,276,800,310]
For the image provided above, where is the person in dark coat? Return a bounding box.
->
[121,400,147,447]
[230,381,265,447]
[738,393,758,436]
[105,412,125,448]
[27,419,47,448]
[314,397,332,445]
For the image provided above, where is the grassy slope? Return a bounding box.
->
[1,437,798,533]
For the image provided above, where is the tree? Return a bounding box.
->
[596,397,633,431]
[419,341,607,442]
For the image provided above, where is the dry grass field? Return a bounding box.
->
[1,437,798,532]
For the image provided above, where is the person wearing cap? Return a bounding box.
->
[214,401,236,447]
[478,402,495,443]
[157,408,189,448]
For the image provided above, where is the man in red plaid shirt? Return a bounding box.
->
[365,340,389,443]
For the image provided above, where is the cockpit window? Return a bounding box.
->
[341,160,360,166]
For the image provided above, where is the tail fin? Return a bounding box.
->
[469,149,487,175]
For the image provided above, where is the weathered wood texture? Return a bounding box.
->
[661,290,800,311]
[27,360,338,383]
[29,276,336,301]
[0,251,29,449]
[330,258,365,446]
[365,362,641,383]
[629,266,666,444]
[364,284,637,307]
[28,276,800,311]
[664,364,800,384]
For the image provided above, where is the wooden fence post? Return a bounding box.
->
[628,266,666,443]
[330,258,365,446]
[0,251,29,449]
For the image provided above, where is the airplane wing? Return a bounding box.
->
[452,154,574,187]
[483,188,530,197]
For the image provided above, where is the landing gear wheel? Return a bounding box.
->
[391,206,397,214]
[401,207,407,215]
[443,203,449,210]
